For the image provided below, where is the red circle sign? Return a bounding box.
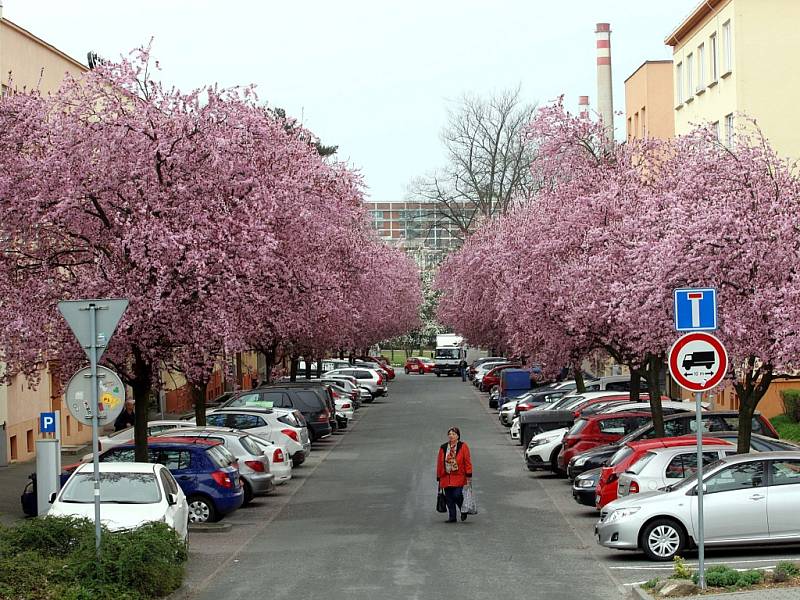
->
[668,332,729,392]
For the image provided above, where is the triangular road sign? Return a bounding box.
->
[57,299,129,361]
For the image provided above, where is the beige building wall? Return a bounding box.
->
[667,0,800,160]
[624,60,674,141]
[1,16,88,462]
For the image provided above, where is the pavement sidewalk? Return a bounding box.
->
[636,586,800,599]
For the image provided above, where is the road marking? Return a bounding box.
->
[610,557,800,570]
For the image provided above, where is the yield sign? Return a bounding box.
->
[668,332,728,392]
[57,299,129,362]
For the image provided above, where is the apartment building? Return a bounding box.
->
[0,14,89,463]
[624,60,674,141]
[666,0,800,158]
[364,200,463,270]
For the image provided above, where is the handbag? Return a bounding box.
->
[436,488,447,513]
[462,483,478,515]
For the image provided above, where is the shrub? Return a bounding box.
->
[696,565,764,588]
[780,389,800,422]
[773,561,800,582]
[672,556,693,579]
[0,516,95,558]
[642,578,659,590]
[737,570,763,587]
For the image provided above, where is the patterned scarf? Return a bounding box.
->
[445,442,459,473]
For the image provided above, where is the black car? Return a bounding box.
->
[264,381,339,433]
[223,386,333,442]
[566,410,779,480]
[571,467,601,507]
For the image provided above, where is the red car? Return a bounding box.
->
[479,364,520,392]
[594,436,730,509]
[557,411,653,472]
[370,356,395,380]
[404,357,434,374]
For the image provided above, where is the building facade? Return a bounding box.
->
[0,14,89,463]
[364,200,463,269]
[624,60,674,141]
[666,0,800,159]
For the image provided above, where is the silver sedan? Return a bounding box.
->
[596,451,800,561]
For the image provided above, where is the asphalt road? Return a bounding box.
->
[181,373,625,600]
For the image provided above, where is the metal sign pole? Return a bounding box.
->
[88,303,102,555]
[695,390,705,589]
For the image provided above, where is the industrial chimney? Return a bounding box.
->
[578,96,590,118]
[595,23,614,142]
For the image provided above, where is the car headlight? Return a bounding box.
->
[578,479,596,488]
[573,456,589,466]
[529,436,559,448]
[605,507,641,523]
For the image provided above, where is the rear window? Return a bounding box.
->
[239,435,263,455]
[568,419,589,436]
[206,445,231,468]
[609,446,634,467]
[355,370,372,379]
[598,417,627,435]
[296,390,324,411]
[627,451,657,475]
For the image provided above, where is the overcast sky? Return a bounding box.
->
[5,0,697,201]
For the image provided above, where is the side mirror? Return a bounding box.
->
[167,493,178,506]
[48,492,57,503]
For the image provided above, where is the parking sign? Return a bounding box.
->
[40,412,56,433]
[674,288,717,331]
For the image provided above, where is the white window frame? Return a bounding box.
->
[697,43,705,91]
[676,62,684,104]
[709,33,719,82]
[725,113,734,147]
[686,53,694,100]
[713,121,720,141]
[722,20,732,74]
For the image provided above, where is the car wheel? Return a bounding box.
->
[307,426,316,443]
[187,495,217,524]
[641,518,686,561]
[436,373,440,377]
[242,480,253,506]
[405,368,410,374]
[550,446,564,475]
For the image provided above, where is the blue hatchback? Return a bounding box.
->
[96,437,244,523]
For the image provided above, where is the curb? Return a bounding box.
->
[630,585,651,599]
[187,522,232,534]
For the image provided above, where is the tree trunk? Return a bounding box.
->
[573,359,586,393]
[264,344,276,384]
[193,381,208,426]
[304,357,312,379]
[628,365,642,408]
[130,347,153,463]
[289,356,298,382]
[733,357,774,454]
[644,354,665,438]
[315,356,323,378]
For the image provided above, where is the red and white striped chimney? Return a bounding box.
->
[595,23,614,141]
[578,95,590,118]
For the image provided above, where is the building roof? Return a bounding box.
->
[664,0,728,47]
[623,59,673,84]
[1,17,88,72]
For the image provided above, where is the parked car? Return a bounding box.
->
[98,437,244,523]
[617,441,734,498]
[202,405,310,465]
[48,462,189,541]
[82,420,197,462]
[558,412,654,473]
[596,451,800,561]
[154,427,276,503]
[566,410,779,480]
[472,362,512,388]
[322,374,372,404]
[468,357,506,380]
[572,467,602,507]
[326,367,387,400]
[404,357,434,374]
[221,387,332,442]
[479,364,521,393]
[595,437,732,509]
[525,428,569,472]
[360,356,396,380]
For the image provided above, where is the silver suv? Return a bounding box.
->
[326,367,387,400]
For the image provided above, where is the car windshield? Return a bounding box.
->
[108,427,134,439]
[435,348,459,359]
[61,472,160,504]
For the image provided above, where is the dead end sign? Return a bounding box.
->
[668,332,729,392]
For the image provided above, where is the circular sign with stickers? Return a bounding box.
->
[65,365,126,426]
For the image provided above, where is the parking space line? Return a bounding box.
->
[610,557,799,570]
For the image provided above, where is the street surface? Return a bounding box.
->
[179,373,622,600]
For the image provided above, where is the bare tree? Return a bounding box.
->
[409,87,539,241]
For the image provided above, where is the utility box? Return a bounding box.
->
[501,369,532,393]
[35,439,60,516]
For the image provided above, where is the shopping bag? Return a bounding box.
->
[436,489,447,513]
[462,483,478,515]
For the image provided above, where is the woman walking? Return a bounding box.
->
[436,427,473,523]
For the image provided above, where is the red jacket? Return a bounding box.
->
[436,441,473,488]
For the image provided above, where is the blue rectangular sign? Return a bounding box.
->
[39,412,56,433]
[674,288,717,331]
